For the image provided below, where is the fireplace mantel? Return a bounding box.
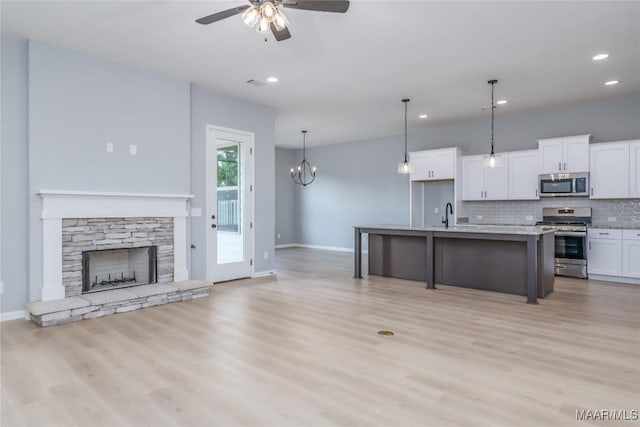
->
[38,190,193,301]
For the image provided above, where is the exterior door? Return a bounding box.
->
[206,125,254,283]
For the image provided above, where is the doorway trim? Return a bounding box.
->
[205,124,255,282]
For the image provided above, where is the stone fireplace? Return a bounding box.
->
[25,191,212,327]
[61,217,173,297]
[37,191,191,301]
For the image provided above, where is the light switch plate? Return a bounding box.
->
[608,216,617,222]
[0,281,4,295]
[106,142,114,153]
[264,251,269,260]
[476,215,483,220]
[277,233,281,239]
[129,145,137,155]
[526,215,533,221]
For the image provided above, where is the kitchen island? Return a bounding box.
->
[354,225,555,304]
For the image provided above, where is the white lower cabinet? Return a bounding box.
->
[587,230,622,277]
[588,228,640,283]
[622,230,640,278]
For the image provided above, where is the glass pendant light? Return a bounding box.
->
[398,98,411,174]
[261,1,277,20]
[484,79,503,168]
[273,10,289,31]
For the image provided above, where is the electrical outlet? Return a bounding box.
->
[263,251,269,260]
[434,207,439,214]
[0,281,4,295]
[129,145,137,155]
[277,233,281,239]
[476,215,483,220]
[526,215,533,221]
[106,142,114,153]
[608,217,617,222]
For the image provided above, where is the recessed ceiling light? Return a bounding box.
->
[593,53,609,61]
[419,114,428,119]
[497,100,508,105]
[266,76,279,83]
[605,80,619,86]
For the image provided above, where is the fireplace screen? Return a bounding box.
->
[82,246,157,293]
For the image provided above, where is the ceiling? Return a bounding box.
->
[2,1,639,148]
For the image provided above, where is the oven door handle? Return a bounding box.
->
[554,231,587,237]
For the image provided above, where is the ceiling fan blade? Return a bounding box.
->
[281,0,349,13]
[270,22,292,41]
[195,5,250,25]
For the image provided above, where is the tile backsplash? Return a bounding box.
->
[460,198,640,228]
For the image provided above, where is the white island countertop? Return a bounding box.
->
[353,224,555,236]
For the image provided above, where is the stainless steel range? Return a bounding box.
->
[536,207,592,279]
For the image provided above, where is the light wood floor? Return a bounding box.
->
[1,247,639,426]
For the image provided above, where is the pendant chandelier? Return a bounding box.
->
[398,98,411,174]
[485,79,503,168]
[242,1,289,34]
[290,130,316,186]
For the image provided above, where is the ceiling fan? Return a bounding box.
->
[195,0,350,42]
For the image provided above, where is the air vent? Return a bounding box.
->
[246,79,266,87]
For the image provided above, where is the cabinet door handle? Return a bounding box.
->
[598,232,609,235]
[559,162,562,171]
[535,189,538,197]
[590,187,594,196]
[563,162,567,171]
[589,241,591,250]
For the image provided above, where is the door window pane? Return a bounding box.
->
[217,141,243,264]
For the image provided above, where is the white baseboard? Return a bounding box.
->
[275,244,298,249]
[275,244,368,254]
[1,310,29,322]
[252,270,277,278]
[588,274,640,285]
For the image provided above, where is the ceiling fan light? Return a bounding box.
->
[241,6,259,27]
[273,10,288,31]
[258,15,270,33]
[261,2,277,21]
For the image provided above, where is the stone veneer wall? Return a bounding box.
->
[62,217,174,297]
[460,198,640,227]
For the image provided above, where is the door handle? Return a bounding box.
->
[211,224,217,229]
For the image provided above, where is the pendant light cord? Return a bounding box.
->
[488,79,497,156]
[302,130,307,161]
[403,99,409,162]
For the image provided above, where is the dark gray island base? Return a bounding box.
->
[354,225,555,304]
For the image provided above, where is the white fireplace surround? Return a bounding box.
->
[38,190,193,301]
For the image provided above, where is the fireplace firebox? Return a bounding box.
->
[82,246,157,293]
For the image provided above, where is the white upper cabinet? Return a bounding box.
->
[461,155,508,201]
[461,156,485,200]
[538,134,590,174]
[409,148,456,181]
[630,140,640,198]
[590,142,630,199]
[508,150,540,200]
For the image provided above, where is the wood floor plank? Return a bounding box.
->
[1,247,638,426]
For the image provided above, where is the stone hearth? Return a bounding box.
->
[26,280,211,327]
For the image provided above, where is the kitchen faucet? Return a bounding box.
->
[442,202,453,229]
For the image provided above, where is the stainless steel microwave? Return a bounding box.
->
[539,172,589,197]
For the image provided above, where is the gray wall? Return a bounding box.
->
[277,93,640,249]
[1,34,29,313]
[0,36,276,313]
[190,84,276,277]
[275,147,297,245]
[27,41,191,303]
